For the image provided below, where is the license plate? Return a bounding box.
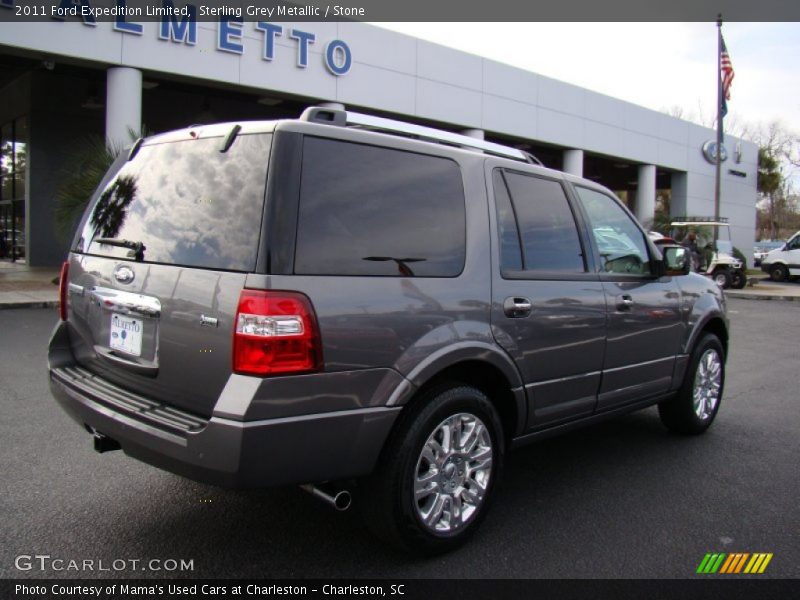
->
[110,313,143,357]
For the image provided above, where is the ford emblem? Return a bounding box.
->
[114,265,135,284]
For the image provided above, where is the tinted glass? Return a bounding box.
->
[295,137,466,277]
[78,134,271,271]
[13,171,24,201]
[503,171,585,272]
[493,170,523,271]
[574,186,652,275]
[0,122,10,172]
[0,174,11,201]
[14,117,27,174]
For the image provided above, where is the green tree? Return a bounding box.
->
[54,128,145,241]
[757,147,784,239]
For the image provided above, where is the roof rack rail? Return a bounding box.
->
[300,106,536,164]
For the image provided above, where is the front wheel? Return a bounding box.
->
[658,333,725,435]
[712,268,732,289]
[360,385,504,554]
[730,269,747,289]
[769,264,789,282]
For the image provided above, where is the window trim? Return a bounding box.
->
[291,135,468,278]
[492,167,593,280]
[260,130,301,275]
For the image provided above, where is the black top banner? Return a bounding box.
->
[1,0,799,22]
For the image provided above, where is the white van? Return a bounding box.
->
[761,231,800,281]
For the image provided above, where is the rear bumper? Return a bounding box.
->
[48,313,400,490]
[49,370,399,488]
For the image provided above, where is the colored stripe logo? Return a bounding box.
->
[697,553,773,574]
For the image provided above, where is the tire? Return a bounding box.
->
[712,268,732,289]
[769,264,788,282]
[360,384,504,554]
[730,269,747,289]
[658,333,725,435]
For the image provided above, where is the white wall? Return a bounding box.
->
[0,19,759,259]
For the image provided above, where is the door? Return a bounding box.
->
[489,167,606,430]
[572,185,684,411]
[783,233,800,276]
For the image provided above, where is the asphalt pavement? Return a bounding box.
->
[1,300,798,579]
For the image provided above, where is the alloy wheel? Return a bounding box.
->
[693,349,722,420]
[413,413,493,534]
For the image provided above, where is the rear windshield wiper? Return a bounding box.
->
[363,256,426,277]
[94,237,146,261]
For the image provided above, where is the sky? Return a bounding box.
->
[375,22,800,135]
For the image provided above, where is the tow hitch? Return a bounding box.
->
[88,427,121,453]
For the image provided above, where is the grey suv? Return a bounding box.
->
[49,107,728,553]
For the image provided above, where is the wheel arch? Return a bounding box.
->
[397,344,526,442]
[692,315,729,358]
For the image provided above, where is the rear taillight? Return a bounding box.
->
[58,261,69,321]
[233,290,322,376]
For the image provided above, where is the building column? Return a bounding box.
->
[635,164,657,225]
[669,172,688,218]
[563,149,584,177]
[461,128,484,140]
[105,67,142,150]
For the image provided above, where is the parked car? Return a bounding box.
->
[49,107,729,554]
[753,241,785,267]
[760,231,800,281]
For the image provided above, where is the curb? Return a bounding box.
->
[725,292,799,302]
[0,300,59,310]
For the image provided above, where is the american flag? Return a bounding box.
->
[720,34,735,117]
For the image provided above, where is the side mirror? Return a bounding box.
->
[662,245,690,276]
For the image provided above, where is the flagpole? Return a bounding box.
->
[714,14,723,243]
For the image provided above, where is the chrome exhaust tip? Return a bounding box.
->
[300,484,352,511]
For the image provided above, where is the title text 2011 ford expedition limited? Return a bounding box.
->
[49,107,728,554]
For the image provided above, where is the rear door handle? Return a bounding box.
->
[616,294,634,310]
[504,297,533,318]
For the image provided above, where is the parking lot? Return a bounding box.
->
[2,298,798,579]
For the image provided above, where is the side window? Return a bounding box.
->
[295,137,466,277]
[574,186,652,275]
[788,235,800,250]
[492,170,523,271]
[497,170,585,273]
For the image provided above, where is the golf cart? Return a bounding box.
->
[670,217,746,290]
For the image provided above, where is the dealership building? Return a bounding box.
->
[0,13,758,267]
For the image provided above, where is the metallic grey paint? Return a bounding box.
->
[48,115,729,489]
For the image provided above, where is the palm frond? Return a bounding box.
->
[54,128,149,242]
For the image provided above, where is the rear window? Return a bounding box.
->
[294,137,466,277]
[76,134,271,272]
